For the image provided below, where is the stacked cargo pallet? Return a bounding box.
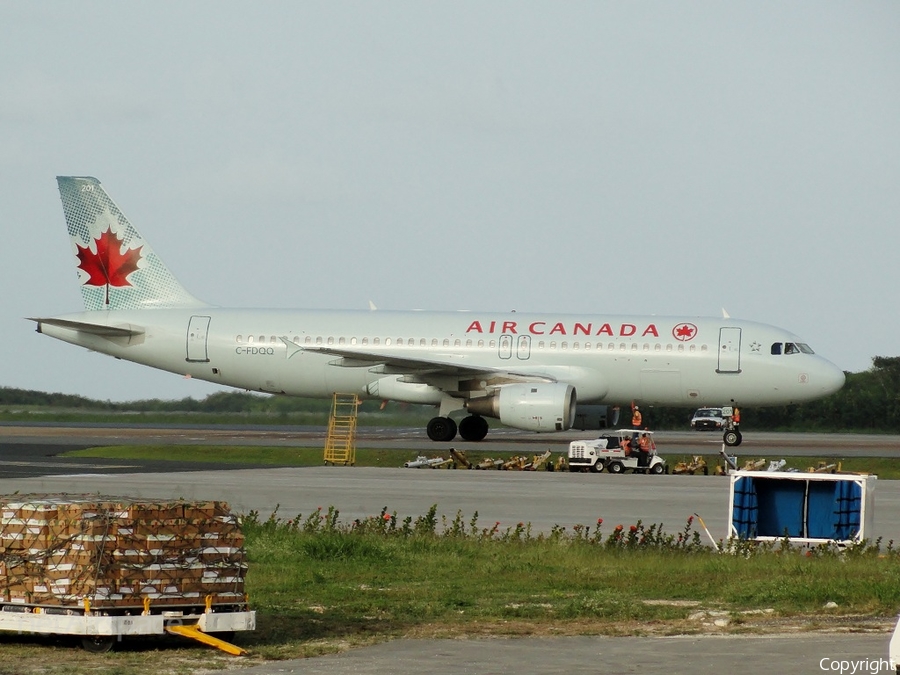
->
[0,494,247,610]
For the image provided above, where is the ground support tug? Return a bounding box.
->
[568,430,667,474]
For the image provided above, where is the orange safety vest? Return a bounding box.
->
[639,436,651,451]
[733,408,741,423]
[632,410,642,426]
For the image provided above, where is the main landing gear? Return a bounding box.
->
[426,415,489,442]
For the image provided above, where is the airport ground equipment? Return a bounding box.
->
[403,455,449,469]
[449,448,472,469]
[568,430,666,474]
[672,455,708,475]
[728,471,876,545]
[0,495,254,654]
[324,393,359,466]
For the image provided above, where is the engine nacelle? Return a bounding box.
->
[466,383,576,433]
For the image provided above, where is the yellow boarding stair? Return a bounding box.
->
[324,393,359,465]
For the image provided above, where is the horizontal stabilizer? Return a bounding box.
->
[30,317,145,338]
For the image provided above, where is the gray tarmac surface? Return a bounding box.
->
[1,424,899,674]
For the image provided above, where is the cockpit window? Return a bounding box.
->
[772,341,814,355]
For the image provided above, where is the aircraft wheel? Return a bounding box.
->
[607,461,624,474]
[427,416,457,442]
[458,415,489,442]
[723,430,742,447]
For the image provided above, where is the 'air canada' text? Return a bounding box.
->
[465,321,661,338]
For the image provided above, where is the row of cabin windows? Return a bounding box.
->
[234,334,711,353]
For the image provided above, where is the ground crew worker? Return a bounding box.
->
[732,406,741,429]
[631,406,642,429]
[621,436,632,456]
[638,433,652,466]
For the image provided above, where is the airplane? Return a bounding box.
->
[31,177,846,446]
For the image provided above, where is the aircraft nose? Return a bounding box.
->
[820,360,846,395]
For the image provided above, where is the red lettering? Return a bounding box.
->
[529,321,546,335]
[596,323,613,336]
[574,323,591,336]
[488,321,496,334]
[620,324,636,337]
[642,324,659,337]
[501,321,518,334]
[549,322,566,335]
[466,321,483,333]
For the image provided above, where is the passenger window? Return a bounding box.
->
[654,344,661,352]
[561,342,567,350]
[550,342,557,350]
[432,339,438,347]
[478,340,484,348]
[327,337,334,345]
[420,339,426,347]
[374,338,380,345]
[396,338,403,346]
[771,343,782,355]
[350,337,357,345]
[643,343,650,351]
[236,335,242,344]
[443,339,450,347]
[258,335,265,343]
[339,337,346,345]
[454,339,461,347]
[385,338,392,346]
[466,339,472,347]
[362,337,368,345]
[270,336,277,344]
[316,337,322,345]
[305,336,312,344]
[247,335,254,344]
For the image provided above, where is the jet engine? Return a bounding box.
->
[465,383,576,432]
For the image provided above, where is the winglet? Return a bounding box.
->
[57,176,207,311]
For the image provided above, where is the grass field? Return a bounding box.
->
[3,505,899,675]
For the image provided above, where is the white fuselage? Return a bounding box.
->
[38,308,846,408]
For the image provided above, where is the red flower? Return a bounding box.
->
[629,525,638,533]
[383,514,391,521]
[614,524,623,531]
[597,518,603,525]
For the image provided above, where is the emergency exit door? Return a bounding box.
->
[717,327,742,373]
[186,315,211,362]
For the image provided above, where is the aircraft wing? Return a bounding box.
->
[295,342,557,385]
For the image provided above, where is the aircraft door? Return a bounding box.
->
[186,315,211,363]
[516,335,532,360]
[717,327,742,373]
[499,334,513,360]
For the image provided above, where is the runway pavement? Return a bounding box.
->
[0,424,898,674]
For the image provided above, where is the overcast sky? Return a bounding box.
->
[2,3,898,402]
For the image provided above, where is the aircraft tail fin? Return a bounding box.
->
[56,176,207,311]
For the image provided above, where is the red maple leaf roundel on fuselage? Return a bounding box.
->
[76,227,143,288]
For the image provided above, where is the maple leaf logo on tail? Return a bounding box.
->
[75,228,143,306]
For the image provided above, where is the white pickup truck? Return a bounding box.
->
[568,429,667,474]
